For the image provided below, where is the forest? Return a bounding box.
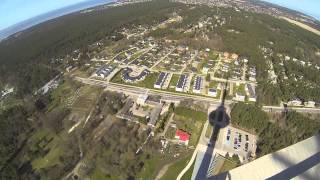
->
[0,0,184,95]
[1,0,320,178]
[231,102,320,156]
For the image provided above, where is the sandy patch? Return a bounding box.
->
[281,17,320,36]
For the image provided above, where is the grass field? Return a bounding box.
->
[218,158,237,174]
[181,159,195,180]
[71,67,93,78]
[90,167,119,180]
[136,155,164,179]
[135,72,159,89]
[111,69,159,89]
[29,81,102,171]
[189,121,203,146]
[234,83,246,95]
[174,106,207,146]
[30,130,66,170]
[173,106,206,146]
[47,78,82,111]
[209,80,219,88]
[169,74,180,88]
[160,152,192,180]
[0,95,23,112]
[205,124,214,138]
[72,85,101,112]
[32,146,63,169]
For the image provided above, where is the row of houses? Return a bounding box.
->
[193,76,203,94]
[287,98,316,108]
[154,72,170,89]
[176,74,188,92]
[94,65,115,78]
[233,84,257,102]
[121,67,150,83]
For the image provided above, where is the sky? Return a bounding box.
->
[0,0,320,31]
[0,0,87,30]
[263,0,320,20]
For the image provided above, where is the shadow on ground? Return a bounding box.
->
[195,81,230,180]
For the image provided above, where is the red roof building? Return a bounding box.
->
[175,130,190,145]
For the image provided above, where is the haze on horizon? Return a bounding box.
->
[0,0,319,32]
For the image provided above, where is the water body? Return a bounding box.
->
[0,0,114,40]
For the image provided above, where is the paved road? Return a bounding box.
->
[75,77,320,115]
[75,76,320,114]
[74,77,232,104]
[262,106,320,114]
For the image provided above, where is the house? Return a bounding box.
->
[175,130,190,146]
[231,53,238,60]
[245,84,257,102]
[137,94,148,106]
[154,72,169,89]
[202,66,209,74]
[193,76,203,94]
[223,52,230,58]
[288,98,303,106]
[305,101,316,108]
[122,67,150,83]
[235,92,245,102]
[249,75,256,82]
[95,66,115,78]
[208,88,217,97]
[176,74,188,92]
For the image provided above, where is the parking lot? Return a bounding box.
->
[220,126,257,160]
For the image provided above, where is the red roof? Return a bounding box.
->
[175,130,190,141]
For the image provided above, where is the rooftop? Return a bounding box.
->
[212,134,320,180]
[175,129,190,141]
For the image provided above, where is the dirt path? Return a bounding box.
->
[155,163,173,180]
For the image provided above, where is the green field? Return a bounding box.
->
[181,159,195,180]
[111,70,159,89]
[174,106,207,146]
[218,159,237,174]
[136,155,163,179]
[29,130,67,170]
[160,153,192,180]
[205,124,214,138]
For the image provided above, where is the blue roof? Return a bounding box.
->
[122,68,150,82]
[96,66,114,76]
[177,74,187,88]
[194,76,202,90]
[155,72,168,86]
